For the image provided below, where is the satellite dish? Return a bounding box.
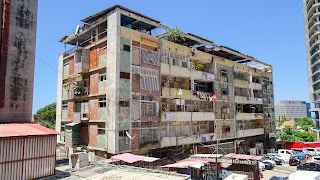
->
[75,25,80,35]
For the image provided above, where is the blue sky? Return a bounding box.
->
[33,0,308,113]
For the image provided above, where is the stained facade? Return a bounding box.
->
[56,5,275,155]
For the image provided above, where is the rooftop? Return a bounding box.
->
[0,123,59,137]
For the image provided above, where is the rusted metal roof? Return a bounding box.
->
[81,4,160,24]
[0,123,59,137]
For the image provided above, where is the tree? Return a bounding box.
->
[33,103,56,130]
[295,117,315,131]
[271,125,317,142]
[165,26,186,45]
[277,115,289,126]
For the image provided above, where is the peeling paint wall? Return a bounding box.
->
[97,135,106,148]
[98,107,106,120]
[119,78,130,101]
[119,106,130,130]
[99,53,107,68]
[119,137,130,152]
[61,110,67,121]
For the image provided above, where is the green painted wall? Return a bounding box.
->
[120,37,131,46]
[99,81,107,94]
[62,90,67,100]
[120,50,130,73]
[119,107,130,130]
[63,64,69,79]
[99,54,107,68]
[62,110,68,120]
[98,108,107,120]
[119,79,130,101]
[119,137,130,152]
[97,135,106,148]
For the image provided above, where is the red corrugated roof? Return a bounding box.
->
[0,123,59,137]
[224,154,262,160]
[177,158,216,163]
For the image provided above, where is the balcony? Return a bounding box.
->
[160,133,216,148]
[234,79,249,89]
[161,87,192,99]
[236,113,264,120]
[162,112,215,121]
[249,82,262,90]
[74,49,90,74]
[237,128,264,138]
[235,96,263,104]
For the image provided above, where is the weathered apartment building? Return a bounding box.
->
[56,5,275,155]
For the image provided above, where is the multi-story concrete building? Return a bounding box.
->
[275,100,311,120]
[56,5,275,155]
[0,0,38,123]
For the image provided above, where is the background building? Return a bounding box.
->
[56,5,275,155]
[0,0,38,123]
[275,100,311,120]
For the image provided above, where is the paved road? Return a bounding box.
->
[262,163,296,180]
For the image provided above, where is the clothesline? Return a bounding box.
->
[192,90,216,102]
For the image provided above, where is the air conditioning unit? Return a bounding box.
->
[191,48,197,53]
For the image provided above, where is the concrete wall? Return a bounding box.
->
[0,0,38,123]
[106,9,120,154]
[56,54,64,142]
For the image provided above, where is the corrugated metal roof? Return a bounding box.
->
[0,123,59,137]
[224,154,262,160]
[111,153,143,163]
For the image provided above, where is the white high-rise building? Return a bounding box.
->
[275,100,310,120]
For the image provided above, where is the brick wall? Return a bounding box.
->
[89,99,98,120]
[88,124,97,147]
[69,57,74,75]
[131,129,140,150]
[89,73,99,95]
[67,101,74,120]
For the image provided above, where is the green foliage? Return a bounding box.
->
[295,117,315,131]
[271,125,317,142]
[277,115,289,126]
[33,103,56,130]
[165,26,186,44]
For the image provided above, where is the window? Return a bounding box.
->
[119,101,129,107]
[100,74,106,81]
[119,130,129,137]
[62,102,68,110]
[121,44,131,52]
[222,89,228,95]
[222,126,231,132]
[221,69,228,77]
[141,102,158,116]
[141,76,159,91]
[99,97,107,107]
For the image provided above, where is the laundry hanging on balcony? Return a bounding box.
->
[192,90,216,102]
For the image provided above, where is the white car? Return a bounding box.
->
[259,162,265,171]
[304,148,319,156]
[312,156,320,163]
[267,153,287,163]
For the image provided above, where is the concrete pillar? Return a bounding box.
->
[56,53,64,142]
[106,9,121,154]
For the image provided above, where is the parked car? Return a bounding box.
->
[297,162,320,171]
[305,148,320,156]
[268,153,287,163]
[263,154,283,165]
[291,148,311,158]
[278,149,297,163]
[288,171,320,180]
[289,155,306,166]
[312,156,320,163]
[259,161,265,171]
[261,161,274,170]
[260,157,276,166]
